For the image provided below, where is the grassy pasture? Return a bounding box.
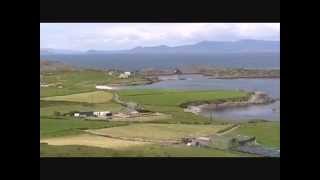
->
[41,91,113,103]
[87,123,231,142]
[118,89,249,107]
[227,121,280,148]
[39,70,278,157]
[40,117,128,139]
[110,113,172,122]
[117,89,248,124]
[40,100,123,116]
[40,143,252,157]
[41,134,150,149]
[40,70,150,97]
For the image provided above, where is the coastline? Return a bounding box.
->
[144,73,280,82]
[183,91,277,115]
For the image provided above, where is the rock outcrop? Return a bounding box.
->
[184,91,276,113]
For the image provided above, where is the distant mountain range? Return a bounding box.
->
[41,39,280,55]
[40,48,84,55]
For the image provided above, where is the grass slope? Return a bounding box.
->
[228,122,280,148]
[87,123,230,141]
[40,143,252,157]
[117,89,248,124]
[118,89,248,106]
[41,91,113,103]
[40,117,128,139]
[40,70,149,97]
[41,134,150,149]
[40,100,122,116]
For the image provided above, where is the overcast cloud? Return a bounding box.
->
[40,23,280,51]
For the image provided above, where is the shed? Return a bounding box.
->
[187,137,211,147]
[124,72,131,76]
[119,73,129,79]
[74,112,94,117]
[93,111,112,117]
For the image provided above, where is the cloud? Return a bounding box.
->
[40,23,280,50]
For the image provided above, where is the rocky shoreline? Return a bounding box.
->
[184,91,277,114]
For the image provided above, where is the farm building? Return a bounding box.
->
[74,111,112,118]
[95,85,114,90]
[173,68,182,74]
[185,137,211,147]
[124,72,131,76]
[119,73,129,79]
[74,112,94,117]
[119,72,131,79]
[93,111,112,117]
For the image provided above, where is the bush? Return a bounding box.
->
[229,138,239,148]
[137,109,154,113]
[53,111,61,116]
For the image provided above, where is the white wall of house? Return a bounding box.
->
[93,111,111,116]
[119,73,129,79]
[124,72,131,76]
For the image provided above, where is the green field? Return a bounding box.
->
[40,117,128,139]
[41,134,150,149]
[87,123,231,141]
[40,100,122,116]
[41,91,113,103]
[40,70,279,157]
[40,70,150,97]
[40,143,253,157]
[227,121,280,148]
[117,89,249,124]
[118,89,249,106]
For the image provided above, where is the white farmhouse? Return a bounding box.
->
[119,73,129,79]
[124,72,131,76]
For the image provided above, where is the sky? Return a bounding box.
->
[40,23,280,51]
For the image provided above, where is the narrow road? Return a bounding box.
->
[112,92,125,105]
[112,91,139,110]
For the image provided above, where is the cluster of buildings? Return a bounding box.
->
[73,109,140,119]
[106,70,133,79]
[118,71,132,79]
[74,111,112,118]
